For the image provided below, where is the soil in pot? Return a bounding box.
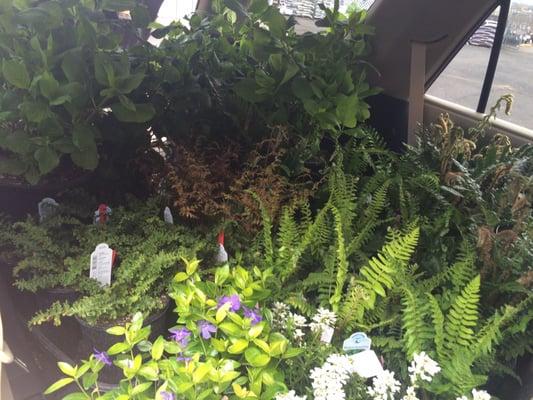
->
[76,299,170,384]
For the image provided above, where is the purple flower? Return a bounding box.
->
[169,327,191,347]
[217,294,241,312]
[177,354,192,364]
[160,391,175,400]
[243,306,262,325]
[93,348,112,366]
[198,320,217,339]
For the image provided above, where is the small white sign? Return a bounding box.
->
[90,243,113,286]
[350,350,384,378]
[163,207,174,224]
[320,326,334,344]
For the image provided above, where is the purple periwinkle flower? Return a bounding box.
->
[198,320,217,339]
[160,391,175,400]
[93,348,112,366]
[177,354,192,364]
[217,294,241,312]
[169,327,191,347]
[243,306,262,325]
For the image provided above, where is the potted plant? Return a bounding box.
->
[7,197,205,381]
[0,0,156,189]
[44,260,302,398]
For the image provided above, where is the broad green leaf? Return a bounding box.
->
[192,363,211,384]
[111,102,155,123]
[5,130,31,154]
[72,124,96,150]
[106,326,126,336]
[281,347,304,358]
[151,336,165,360]
[336,93,358,128]
[227,339,248,354]
[39,72,59,100]
[116,73,145,94]
[118,94,136,112]
[131,382,152,395]
[2,59,30,88]
[107,341,129,355]
[211,338,227,352]
[218,322,241,337]
[44,377,74,394]
[101,0,136,11]
[63,393,89,400]
[71,147,98,170]
[248,323,264,339]
[20,100,49,123]
[174,272,188,282]
[216,302,231,323]
[34,146,59,174]
[244,347,270,367]
[57,361,76,377]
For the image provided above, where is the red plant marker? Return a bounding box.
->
[218,231,225,246]
[215,230,228,263]
[98,204,108,225]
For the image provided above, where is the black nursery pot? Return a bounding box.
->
[36,287,79,311]
[75,300,170,385]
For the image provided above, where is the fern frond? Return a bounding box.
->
[401,286,433,357]
[347,180,390,256]
[444,275,480,356]
[250,191,274,265]
[329,206,349,311]
[357,227,420,308]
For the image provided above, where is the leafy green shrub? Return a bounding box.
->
[44,260,302,399]
[0,0,155,183]
[7,197,206,326]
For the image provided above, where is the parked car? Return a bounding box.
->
[469,19,498,47]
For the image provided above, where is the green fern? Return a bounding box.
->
[357,226,420,307]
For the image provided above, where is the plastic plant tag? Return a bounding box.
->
[163,206,174,224]
[320,325,334,344]
[343,332,372,354]
[90,243,113,286]
[214,231,228,264]
[38,197,59,222]
[350,350,383,378]
[94,204,112,225]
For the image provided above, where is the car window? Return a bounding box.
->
[273,0,376,18]
[486,1,533,128]
[427,1,533,130]
[427,8,499,111]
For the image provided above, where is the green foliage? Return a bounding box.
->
[7,197,206,326]
[45,261,301,399]
[0,0,155,183]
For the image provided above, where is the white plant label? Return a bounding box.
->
[320,326,334,344]
[163,206,174,224]
[350,350,384,378]
[90,243,113,286]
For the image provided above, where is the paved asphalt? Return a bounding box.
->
[428,44,533,130]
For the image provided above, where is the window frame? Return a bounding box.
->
[426,0,514,115]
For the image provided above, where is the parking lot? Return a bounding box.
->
[428,44,533,130]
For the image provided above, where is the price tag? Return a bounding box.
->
[90,243,113,286]
[350,350,383,378]
[320,326,334,344]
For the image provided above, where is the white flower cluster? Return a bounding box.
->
[367,370,401,400]
[271,302,308,345]
[401,386,419,400]
[310,353,356,400]
[309,307,337,334]
[407,352,441,385]
[275,390,307,400]
[456,389,492,400]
